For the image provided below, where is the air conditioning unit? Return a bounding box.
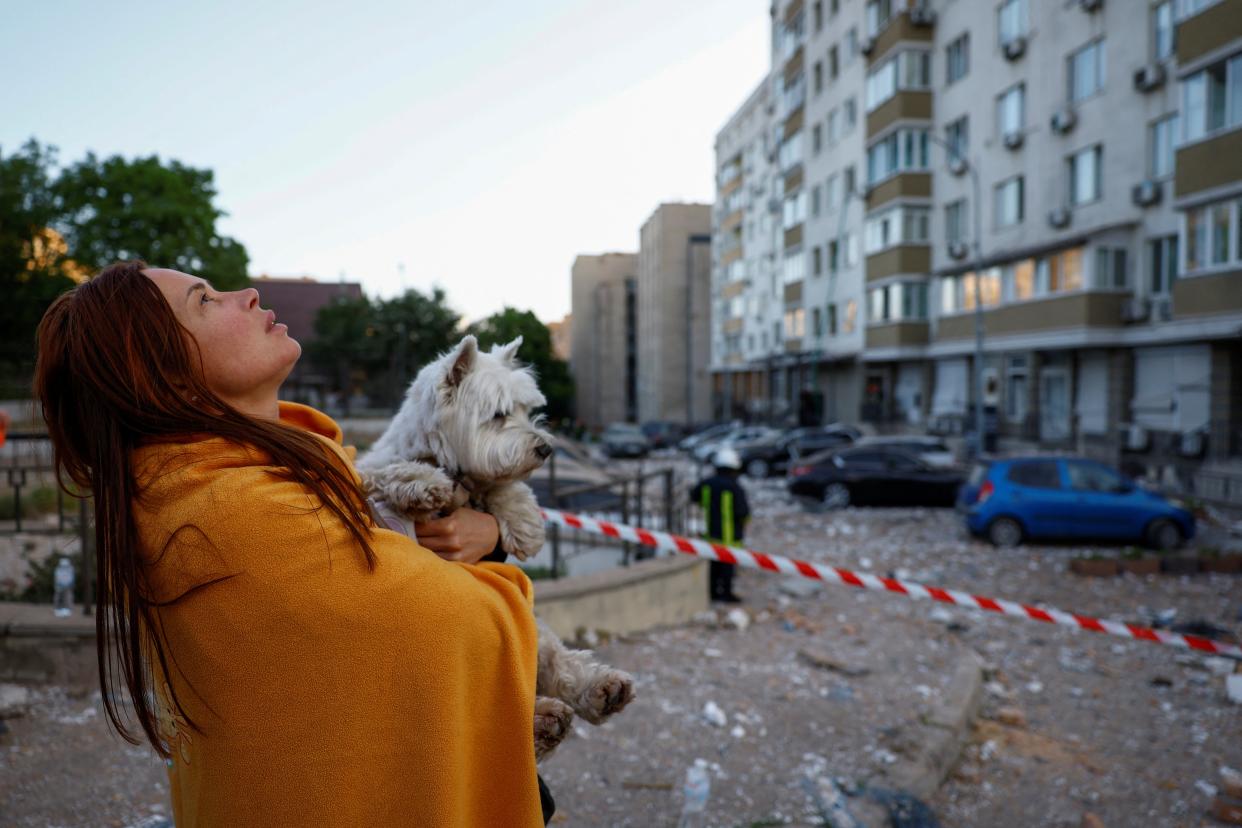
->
[1048,206,1072,229]
[1051,106,1078,134]
[1153,297,1173,321]
[1133,63,1167,93]
[1002,36,1027,61]
[909,6,936,26]
[1121,297,1151,323]
[1080,0,1103,11]
[948,241,969,260]
[861,37,875,56]
[1179,430,1206,458]
[948,156,968,176]
[1122,424,1150,452]
[1131,179,1163,208]
[1002,130,1025,150]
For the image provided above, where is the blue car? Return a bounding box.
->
[957,456,1195,549]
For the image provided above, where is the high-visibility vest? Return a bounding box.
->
[700,484,737,546]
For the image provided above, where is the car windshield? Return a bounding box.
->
[604,425,644,438]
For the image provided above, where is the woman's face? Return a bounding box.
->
[145,268,301,408]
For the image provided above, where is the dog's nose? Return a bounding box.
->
[535,443,552,459]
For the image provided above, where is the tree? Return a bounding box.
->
[0,141,78,395]
[55,151,249,290]
[467,307,574,422]
[309,287,460,411]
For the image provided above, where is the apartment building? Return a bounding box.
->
[711,0,1242,481]
[636,203,713,425]
[569,253,639,429]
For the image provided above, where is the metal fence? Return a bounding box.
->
[0,432,95,613]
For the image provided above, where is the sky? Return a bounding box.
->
[2,0,770,324]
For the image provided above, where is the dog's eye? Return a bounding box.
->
[493,411,507,421]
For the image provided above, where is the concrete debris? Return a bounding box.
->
[701,700,727,728]
[1197,779,1219,798]
[723,608,750,631]
[779,577,824,598]
[995,706,1027,728]
[1205,656,1237,676]
[797,648,871,677]
[0,683,32,719]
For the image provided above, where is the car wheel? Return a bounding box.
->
[822,482,851,509]
[745,459,769,478]
[987,517,1023,548]
[1146,519,1182,552]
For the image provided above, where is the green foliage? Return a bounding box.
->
[54,151,249,289]
[0,486,60,520]
[309,287,461,411]
[467,307,575,421]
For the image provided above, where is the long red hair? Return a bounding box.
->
[32,260,377,758]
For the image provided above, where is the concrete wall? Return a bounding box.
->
[533,557,709,641]
[637,204,712,424]
[570,253,637,428]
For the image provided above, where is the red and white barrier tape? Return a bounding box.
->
[541,507,1242,661]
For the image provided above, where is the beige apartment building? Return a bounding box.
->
[636,203,714,425]
[712,0,1242,488]
[569,253,638,429]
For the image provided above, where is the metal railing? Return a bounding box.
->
[0,432,95,614]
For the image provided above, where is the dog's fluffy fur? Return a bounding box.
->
[357,335,634,760]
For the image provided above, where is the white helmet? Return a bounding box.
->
[712,448,742,470]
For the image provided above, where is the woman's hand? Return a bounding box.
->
[414,508,500,564]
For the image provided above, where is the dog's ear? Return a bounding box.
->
[492,336,523,364]
[445,336,478,388]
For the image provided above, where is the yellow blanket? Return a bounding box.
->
[131,402,543,826]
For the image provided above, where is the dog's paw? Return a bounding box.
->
[498,516,545,562]
[573,669,635,725]
[387,468,457,514]
[533,696,574,762]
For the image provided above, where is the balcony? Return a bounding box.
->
[866,91,933,138]
[784,223,804,250]
[1176,0,1242,65]
[933,291,1127,341]
[866,245,931,282]
[868,11,934,65]
[865,321,929,350]
[865,172,932,210]
[1176,127,1242,198]
[1173,271,1242,318]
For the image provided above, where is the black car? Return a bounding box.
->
[640,421,686,450]
[736,427,857,478]
[787,445,965,508]
[601,423,649,458]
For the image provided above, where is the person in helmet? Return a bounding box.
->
[690,447,750,603]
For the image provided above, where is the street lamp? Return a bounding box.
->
[835,136,987,454]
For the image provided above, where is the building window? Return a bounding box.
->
[1177,0,1223,21]
[813,245,823,275]
[1069,40,1106,103]
[843,165,856,200]
[812,306,822,337]
[814,0,823,31]
[828,239,840,273]
[1069,145,1103,205]
[1182,54,1242,141]
[812,184,821,217]
[945,116,969,162]
[827,303,838,335]
[945,199,967,244]
[825,173,839,208]
[946,34,969,84]
[844,97,858,131]
[866,128,930,185]
[814,60,823,94]
[1149,114,1178,178]
[1005,356,1028,423]
[784,308,806,338]
[865,50,931,112]
[827,108,840,143]
[829,46,840,80]
[1153,2,1174,60]
[783,190,807,229]
[843,299,857,333]
[865,0,893,37]
[812,124,822,155]
[783,249,807,283]
[1149,235,1179,293]
[779,132,804,171]
[1094,247,1129,288]
[865,205,931,254]
[997,83,1025,136]
[995,176,1024,227]
[998,0,1027,46]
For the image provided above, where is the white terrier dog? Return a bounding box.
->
[357,335,634,759]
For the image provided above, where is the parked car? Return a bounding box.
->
[787,446,965,508]
[855,436,956,468]
[600,423,649,458]
[957,456,1195,549]
[640,421,687,450]
[736,426,857,478]
[678,422,738,453]
[692,425,778,463]
[529,435,622,511]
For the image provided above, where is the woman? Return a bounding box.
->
[34,261,547,826]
